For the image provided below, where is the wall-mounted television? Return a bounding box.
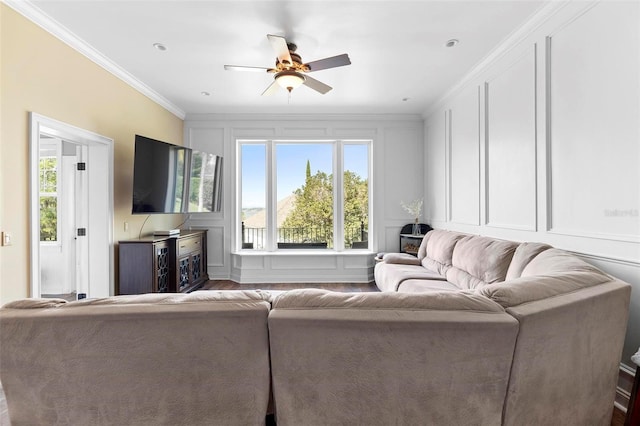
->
[132,135,222,214]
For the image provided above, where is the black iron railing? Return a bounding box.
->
[242,222,368,249]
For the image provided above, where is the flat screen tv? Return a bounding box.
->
[132,135,223,214]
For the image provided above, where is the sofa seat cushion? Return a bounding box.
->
[419,230,466,275]
[446,235,518,290]
[478,250,613,308]
[397,279,462,294]
[374,262,446,292]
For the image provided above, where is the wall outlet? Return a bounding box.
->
[124,222,129,232]
[1,232,12,246]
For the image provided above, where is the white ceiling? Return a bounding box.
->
[28,0,545,116]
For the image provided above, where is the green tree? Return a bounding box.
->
[343,170,368,246]
[39,157,58,241]
[282,168,333,245]
[282,161,368,248]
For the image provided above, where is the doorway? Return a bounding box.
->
[30,113,114,299]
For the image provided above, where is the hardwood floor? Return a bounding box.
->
[201,280,380,292]
[612,406,626,426]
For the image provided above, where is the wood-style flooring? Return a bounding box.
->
[201,280,379,292]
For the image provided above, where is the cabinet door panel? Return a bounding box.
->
[154,243,170,293]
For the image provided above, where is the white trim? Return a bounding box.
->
[570,251,640,268]
[186,113,424,123]
[29,113,115,298]
[615,362,636,414]
[4,0,185,120]
[423,1,570,118]
[236,138,372,253]
[549,228,640,244]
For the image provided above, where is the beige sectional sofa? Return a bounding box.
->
[0,230,631,425]
[374,229,631,425]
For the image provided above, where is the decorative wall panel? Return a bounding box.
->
[485,48,537,231]
[548,2,640,241]
[449,87,481,225]
[425,113,447,222]
[383,127,424,220]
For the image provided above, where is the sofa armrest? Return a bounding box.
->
[382,253,421,265]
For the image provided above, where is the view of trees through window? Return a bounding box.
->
[39,156,58,242]
[240,141,369,250]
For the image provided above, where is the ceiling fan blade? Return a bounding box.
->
[267,34,293,66]
[303,75,332,94]
[224,65,273,72]
[262,80,280,96]
[304,54,351,72]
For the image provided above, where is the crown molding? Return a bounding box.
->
[422,0,572,119]
[185,112,424,123]
[3,0,186,120]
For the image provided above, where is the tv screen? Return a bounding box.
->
[132,135,188,214]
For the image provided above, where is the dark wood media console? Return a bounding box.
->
[118,230,209,295]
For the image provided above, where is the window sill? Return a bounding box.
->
[233,249,375,256]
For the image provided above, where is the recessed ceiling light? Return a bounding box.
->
[445,39,459,48]
[153,43,167,51]
[201,91,211,96]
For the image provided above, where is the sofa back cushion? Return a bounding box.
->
[445,235,518,290]
[268,289,518,426]
[0,291,272,426]
[418,230,466,275]
[271,287,506,312]
[479,249,612,308]
[505,242,553,280]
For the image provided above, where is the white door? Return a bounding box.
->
[30,113,114,299]
[74,144,89,298]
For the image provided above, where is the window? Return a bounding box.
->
[239,140,371,251]
[39,142,60,242]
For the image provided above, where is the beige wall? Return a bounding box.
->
[0,5,185,304]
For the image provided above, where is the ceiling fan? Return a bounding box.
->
[224,34,351,96]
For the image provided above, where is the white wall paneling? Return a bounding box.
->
[424,112,447,223]
[185,114,423,283]
[281,128,328,137]
[547,1,640,242]
[383,126,424,222]
[484,46,537,231]
[448,86,481,225]
[423,0,640,377]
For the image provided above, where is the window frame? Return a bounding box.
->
[237,138,372,252]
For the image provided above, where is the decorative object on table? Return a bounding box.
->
[401,198,424,235]
[626,348,640,426]
[398,223,433,256]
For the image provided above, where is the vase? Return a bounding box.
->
[412,221,421,236]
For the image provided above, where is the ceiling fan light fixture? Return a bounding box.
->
[275,71,305,91]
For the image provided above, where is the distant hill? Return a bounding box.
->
[243,194,296,228]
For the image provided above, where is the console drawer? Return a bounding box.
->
[178,236,201,256]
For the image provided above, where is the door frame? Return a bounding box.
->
[29,112,115,298]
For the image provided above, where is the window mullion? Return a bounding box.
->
[334,141,344,251]
[266,141,276,251]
